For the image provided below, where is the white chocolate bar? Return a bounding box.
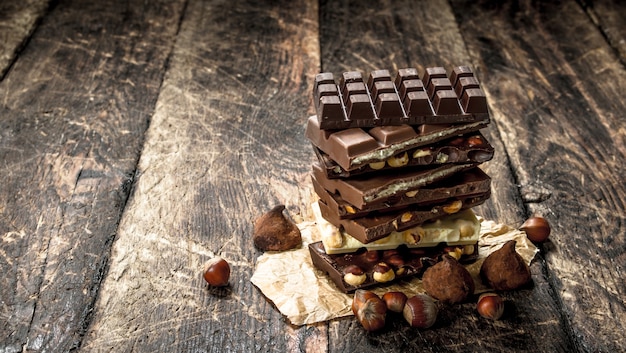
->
[312,201,480,254]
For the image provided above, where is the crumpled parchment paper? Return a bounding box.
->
[250,215,538,326]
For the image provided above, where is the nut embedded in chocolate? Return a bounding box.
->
[253,205,302,251]
[480,240,532,290]
[422,255,475,304]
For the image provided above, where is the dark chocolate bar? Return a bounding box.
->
[308,241,479,293]
[317,191,490,244]
[312,167,491,219]
[305,115,489,172]
[314,66,489,130]
[311,162,478,209]
[314,132,494,178]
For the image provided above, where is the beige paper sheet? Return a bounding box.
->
[250,216,538,326]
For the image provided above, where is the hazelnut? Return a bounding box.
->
[400,212,413,223]
[387,152,409,167]
[446,247,463,261]
[467,135,485,147]
[369,161,386,170]
[343,265,367,287]
[405,190,418,198]
[203,257,230,287]
[386,255,405,269]
[457,219,477,238]
[476,293,505,320]
[442,200,462,214]
[520,216,551,243]
[422,255,475,304]
[435,152,449,163]
[403,294,438,329]
[364,250,380,262]
[412,148,432,158]
[253,205,302,251]
[382,291,407,313]
[352,290,386,331]
[352,289,379,316]
[480,240,532,290]
[402,228,423,244]
[463,244,475,255]
[373,262,395,283]
[344,205,357,214]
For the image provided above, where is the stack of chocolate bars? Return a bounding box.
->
[305,66,494,293]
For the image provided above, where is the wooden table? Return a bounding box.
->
[1,0,625,352]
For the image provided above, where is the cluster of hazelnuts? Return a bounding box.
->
[201,214,551,333]
[352,216,551,332]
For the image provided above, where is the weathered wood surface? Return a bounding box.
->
[0,0,50,78]
[581,0,626,64]
[81,0,320,351]
[0,0,624,352]
[0,0,185,351]
[450,1,626,352]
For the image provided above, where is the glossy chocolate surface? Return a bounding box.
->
[317,191,490,244]
[305,115,489,171]
[308,242,478,293]
[314,66,489,130]
[314,132,494,178]
[312,167,492,219]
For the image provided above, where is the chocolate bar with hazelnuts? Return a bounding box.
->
[312,167,491,220]
[305,115,489,173]
[314,132,494,178]
[317,190,490,244]
[309,241,478,293]
[311,161,479,210]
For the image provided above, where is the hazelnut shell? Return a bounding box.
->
[520,216,551,243]
[203,257,230,287]
[477,293,505,320]
[403,294,438,329]
[355,295,387,332]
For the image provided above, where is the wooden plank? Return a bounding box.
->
[580,0,626,64]
[319,0,574,352]
[81,0,321,351]
[0,0,50,78]
[0,0,184,351]
[450,0,626,351]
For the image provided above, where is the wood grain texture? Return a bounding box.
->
[320,0,573,352]
[580,0,626,64]
[0,0,184,351]
[451,0,626,351]
[81,0,320,351]
[0,0,50,78]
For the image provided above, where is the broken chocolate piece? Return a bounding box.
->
[312,167,492,219]
[314,132,494,178]
[305,115,489,172]
[309,241,478,293]
[311,162,478,209]
[317,192,490,244]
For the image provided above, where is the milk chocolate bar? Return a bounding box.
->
[305,115,489,172]
[311,162,478,209]
[318,191,490,244]
[309,241,478,293]
[313,167,491,219]
[314,66,489,130]
[314,132,494,178]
